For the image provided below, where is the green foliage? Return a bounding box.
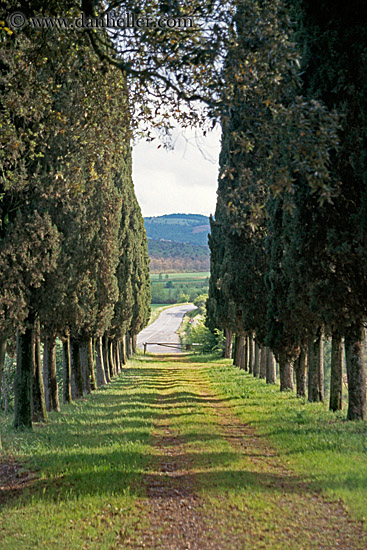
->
[150,272,209,304]
[0,13,151,427]
[207,0,366,417]
[0,353,16,413]
[185,314,224,354]
[193,294,208,315]
[128,199,151,338]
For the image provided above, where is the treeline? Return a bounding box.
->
[148,240,209,272]
[150,257,210,273]
[207,2,367,420]
[0,22,150,428]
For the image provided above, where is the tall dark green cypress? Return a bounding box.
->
[295,0,367,418]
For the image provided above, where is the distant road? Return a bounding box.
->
[137,304,196,353]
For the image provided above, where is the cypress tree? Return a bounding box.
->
[293,0,367,417]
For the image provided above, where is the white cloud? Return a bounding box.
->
[132,126,221,217]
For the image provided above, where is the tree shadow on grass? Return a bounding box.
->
[1,452,320,510]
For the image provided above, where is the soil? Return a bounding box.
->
[0,460,36,505]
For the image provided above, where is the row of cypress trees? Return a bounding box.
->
[0,22,150,429]
[207,1,367,420]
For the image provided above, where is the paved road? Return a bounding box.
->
[137,304,196,353]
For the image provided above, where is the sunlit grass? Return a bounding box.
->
[1,353,366,550]
[202,357,367,522]
[150,272,209,281]
[0,362,157,550]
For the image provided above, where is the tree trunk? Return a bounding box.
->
[345,323,366,421]
[239,336,247,370]
[308,328,324,402]
[14,313,35,430]
[2,364,9,414]
[113,340,118,374]
[233,334,239,366]
[235,334,243,367]
[102,335,111,383]
[43,334,60,412]
[132,334,137,354]
[126,333,132,359]
[70,337,83,398]
[253,341,260,377]
[329,332,343,412]
[259,347,267,379]
[0,337,7,407]
[295,348,306,398]
[62,338,72,403]
[266,349,277,384]
[243,336,248,371]
[87,337,97,390]
[109,339,115,378]
[32,319,47,422]
[224,329,233,359]
[121,336,127,365]
[278,352,294,391]
[248,333,254,374]
[120,340,124,371]
[79,340,90,394]
[236,334,244,369]
[115,340,121,374]
[95,337,107,387]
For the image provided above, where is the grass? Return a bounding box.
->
[176,307,197,338]
[0,363,157,549]
[130,354,367,548]
[150,271,209,282]
[203,356,367,522]
[150,271,209,304]
[149,303,166,311]
[1,353,366,549]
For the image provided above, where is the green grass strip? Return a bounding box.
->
[201,355,367,523]
[0,362,157,550]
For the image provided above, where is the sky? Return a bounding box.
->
[132,125,221,218]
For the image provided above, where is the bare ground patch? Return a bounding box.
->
[0,460,37,506]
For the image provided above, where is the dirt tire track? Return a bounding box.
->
[128,356,367,550]
[192,363,367,550]
[126,383,225,550]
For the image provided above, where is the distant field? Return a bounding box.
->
[150,272,209,304]
[150,272,210,282]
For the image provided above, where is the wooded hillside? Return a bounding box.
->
[147,240,210,272]
[144,214,210,272]
[144,214,210,246]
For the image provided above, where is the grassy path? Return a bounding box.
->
[1,354,367,549]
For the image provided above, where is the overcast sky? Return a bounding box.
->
[132,126,221,218]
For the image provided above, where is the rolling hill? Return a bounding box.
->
[144,213,210,246]
[144,214,210,272]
